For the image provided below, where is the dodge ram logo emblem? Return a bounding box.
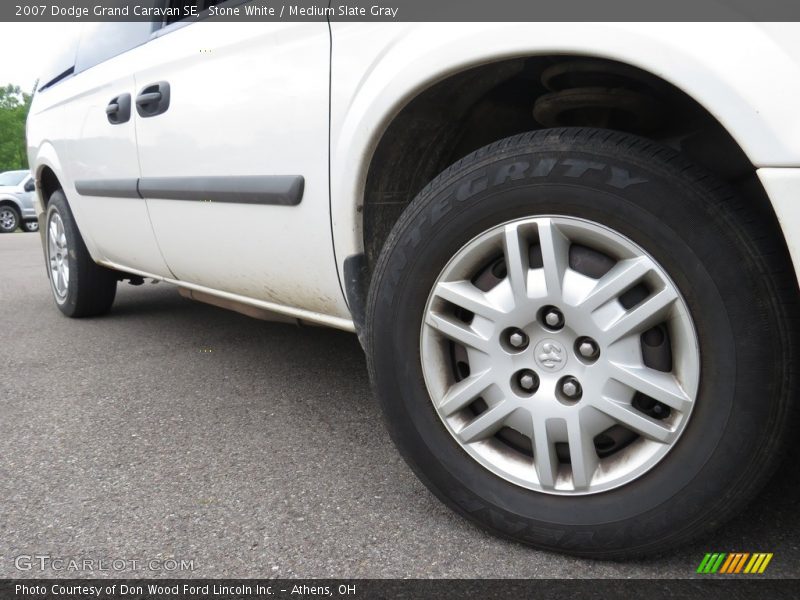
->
[534,339,566,372]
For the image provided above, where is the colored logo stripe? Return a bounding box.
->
[744,553,773,574]
[697,553,726,573]
[697,553,773,574]
[719,553,737,573]
[719,553,748,573]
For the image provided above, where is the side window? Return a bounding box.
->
[74,22,159,74]
[37,28,80,90]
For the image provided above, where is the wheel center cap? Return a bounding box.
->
[533,338,567,372]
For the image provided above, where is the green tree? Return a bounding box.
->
[0,84,33,172]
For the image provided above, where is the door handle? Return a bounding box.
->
[135,82,170,118]
[106,94,131,124]
[136,92,162,105]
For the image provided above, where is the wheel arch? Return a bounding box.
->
[32,143,68,245]
[32,140,67,216]
[0,195,23,212]
[37,164,63,210]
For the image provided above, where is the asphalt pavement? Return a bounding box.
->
[1,232,798,579]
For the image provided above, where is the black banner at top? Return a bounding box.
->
[4,0,800,22]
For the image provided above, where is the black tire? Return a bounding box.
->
[0,204,21,233]
[46,190,117,317]
[23,220,39,233]
[366,128,798,557]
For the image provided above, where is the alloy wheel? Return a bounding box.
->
[0,208,17,231]
[47,211,70,302]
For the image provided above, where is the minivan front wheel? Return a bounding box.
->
[366,128,798,557]
[46,190,117,317]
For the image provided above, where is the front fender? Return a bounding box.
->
[329,22,800,283]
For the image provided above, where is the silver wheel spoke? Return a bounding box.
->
[56,268,66,294]
[503,223,529,299]
[603,287,678,342]
[532,417,558,489]
[457,402,513,443]
[567,414,600,490]
[579,257,652,311]
[595,397,675,443]
[425,312,490,353]
[609,363,692,412]
[433,280,503,322]
[439,370,493,416]
[538,218,571,298]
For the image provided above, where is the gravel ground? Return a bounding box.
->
[1,232,798,579]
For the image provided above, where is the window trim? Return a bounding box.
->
[37,0,254,91]
[152,0,252,40]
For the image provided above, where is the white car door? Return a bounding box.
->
[130,18,349,320]
[57,22,173,277]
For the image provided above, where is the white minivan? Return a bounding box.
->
[27,13,800,557]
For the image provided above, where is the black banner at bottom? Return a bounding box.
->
[1,579,799,600]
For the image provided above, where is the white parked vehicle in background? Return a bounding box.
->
[26,14,800,558]
[0,170,38,233]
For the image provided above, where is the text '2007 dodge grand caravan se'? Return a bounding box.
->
[27,16,800,558]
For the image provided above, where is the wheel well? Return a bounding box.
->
[37,166,62,207]
[362,55,774,272]
[0,199,22,212]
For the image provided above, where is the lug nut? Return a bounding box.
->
[652,403,670,419]
[508,330,528,349]
[577,338,600,360]
[542,307,565,330]
[515,370,539,393]
[560,376,582,400]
